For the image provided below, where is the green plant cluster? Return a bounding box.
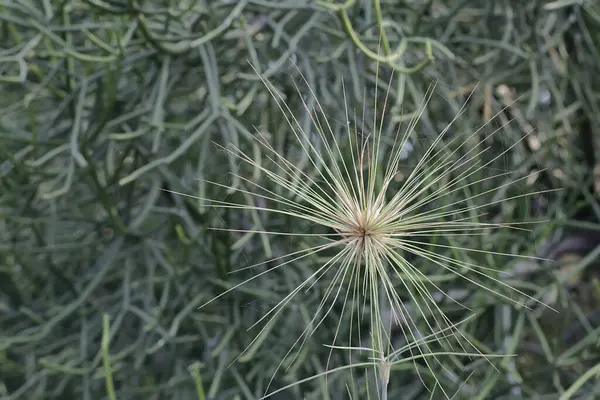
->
[1,1,600,399]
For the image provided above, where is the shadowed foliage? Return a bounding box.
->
[1,1,600,399]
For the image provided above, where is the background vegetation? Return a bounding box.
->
[1,0,600,399]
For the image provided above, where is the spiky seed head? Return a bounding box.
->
[168,59,557,398]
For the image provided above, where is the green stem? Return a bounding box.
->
[373,282,390,399]
[318,0,436,73]
[379,366,389,400]
[560,361,600,400]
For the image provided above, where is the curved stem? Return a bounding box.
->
[334,3,435,73]
[374,0,391,57]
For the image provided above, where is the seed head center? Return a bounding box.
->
[358,226,370,239]
[352,222,378,247]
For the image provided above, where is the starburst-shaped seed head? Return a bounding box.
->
[169,57,558,398]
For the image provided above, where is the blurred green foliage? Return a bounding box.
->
[1,0,600,399]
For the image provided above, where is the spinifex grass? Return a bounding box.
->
[169,60,557,398]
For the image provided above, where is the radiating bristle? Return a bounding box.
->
[165,57,558,399]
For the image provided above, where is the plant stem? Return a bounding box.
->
[375,283,390,399]
[379,369,389,400]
